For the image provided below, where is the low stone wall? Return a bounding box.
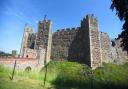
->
[0,58,44,71]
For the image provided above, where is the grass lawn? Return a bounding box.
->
[0,65,55,89]
[0,61,128,89]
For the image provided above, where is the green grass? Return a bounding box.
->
[0,61,128,89]
[0,65,54,89]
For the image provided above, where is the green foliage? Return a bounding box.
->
[93,63,128,89]
[0,51,12,57]
[49,61,128,89]
[50,61,91,88]
[111,0,128,51]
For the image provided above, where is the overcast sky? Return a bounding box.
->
[0,0,123,53]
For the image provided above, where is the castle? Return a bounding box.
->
[20,16,52,65]
[20,14,128,69]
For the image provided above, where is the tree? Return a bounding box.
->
[110,0,128,52]
[0,51,12,57]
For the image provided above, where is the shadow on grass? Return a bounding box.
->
[52,74,128,89]
[51,63,128,89]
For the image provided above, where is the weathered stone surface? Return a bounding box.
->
[0,58,44,71]
[51,14,128,68]
[20,16,52,64]
[51,14,102,68]
[18,14,128,69]
[20,25,35,58]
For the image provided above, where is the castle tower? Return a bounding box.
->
[20,25,34,58]
[35,16,52,64]
[81,14,102,68]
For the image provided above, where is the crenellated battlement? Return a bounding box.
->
[57,27,80,32]
[19,14,128,69]
[81,14,98,23]
[24,25,34,33]
[54,27,80,34]
[55,14,98,34]
[85,14,98,22]
[51,14,102,68]
[80,14,98,29]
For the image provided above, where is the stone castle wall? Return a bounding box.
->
[1,14,128,70]
[20,26,35,58]
[52,15,102,68]
[88,15,102,68]
[100,32,128,64]
[111,39,128,63]
[100,32,112,63]
[52,27,80,60]
[19,17,52,66]
[52,27,89,64]
[52,14,128,68]
[17,14,128,69]
[45,20,52,63]
[0,58,44,71]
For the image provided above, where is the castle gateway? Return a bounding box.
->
[20,14,128,69]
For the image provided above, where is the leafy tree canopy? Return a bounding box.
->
[111,0,128,52]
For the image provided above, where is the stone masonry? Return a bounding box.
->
[19,14,128,69]
[51,14,128,68]
[52,15,102,68]
[1,14,127,70]
[20,16,52,65]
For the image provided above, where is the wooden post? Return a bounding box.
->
[43,47,48,87]
[43,63,48,87]
[11,60,16,80]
